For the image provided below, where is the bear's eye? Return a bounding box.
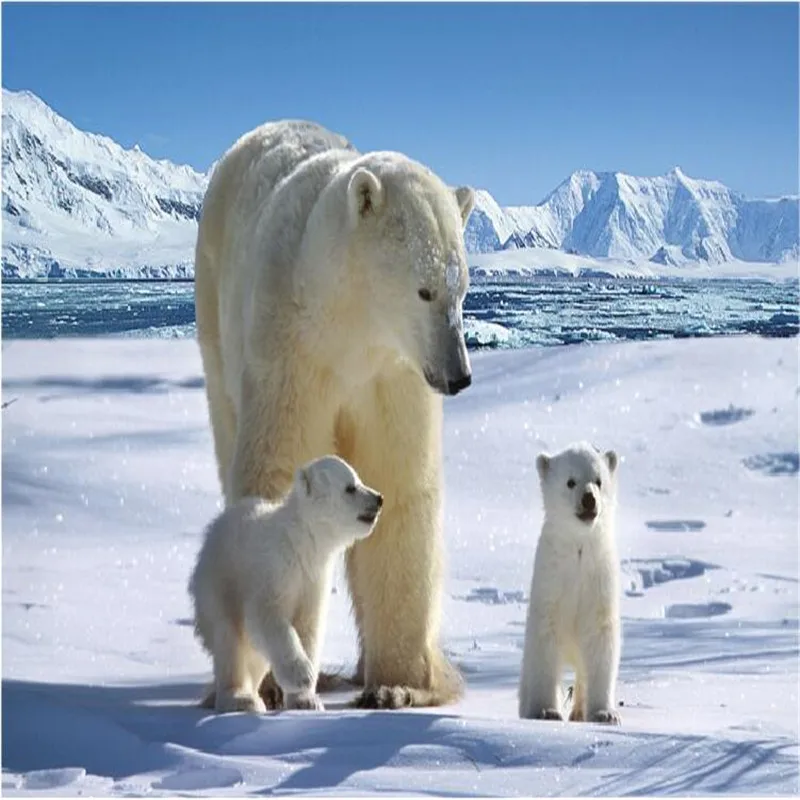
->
[345,485,356,495]
[595,478,602,488]
[418,288,435,302]
[567,479,576,489]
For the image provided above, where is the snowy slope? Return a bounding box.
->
[2,89,208,278]
[2,88,798,276]
[2,335,798,796]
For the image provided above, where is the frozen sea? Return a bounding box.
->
[2,276,798,346]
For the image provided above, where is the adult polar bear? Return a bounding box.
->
[194,120,476,709]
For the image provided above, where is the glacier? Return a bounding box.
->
[2,88,798,279]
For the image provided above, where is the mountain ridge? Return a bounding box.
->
[2,88,797,279]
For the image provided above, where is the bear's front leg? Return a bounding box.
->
[245,604,324,712]
[343,371,461,709]
[518,622,564,721]
[581,619,621,726]
[346,485,462,709]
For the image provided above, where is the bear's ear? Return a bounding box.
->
[348,167,384,223]
[536,453,551,480]
[454,186,476,228]
[604,450,619,474]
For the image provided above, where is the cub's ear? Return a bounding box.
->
[348,167,384,223]
[454,186,476,227]
[536,453,551,480]
[296,467,312,496]
[605,450,619,473]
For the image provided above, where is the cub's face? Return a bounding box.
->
[536,443,619,528]
[296,455,383,542]
[346,160,476,397]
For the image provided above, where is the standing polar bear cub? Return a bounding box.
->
[519,442,622,725]
[195,119,476,709]
[189,455,383,714]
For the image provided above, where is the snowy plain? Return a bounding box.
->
[468,248,800,282]
[2,333,799,796]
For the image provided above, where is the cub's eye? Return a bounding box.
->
[595,478,602,488]
[418,288,434,302]
[566,479,576,489]
[345,485,356,495]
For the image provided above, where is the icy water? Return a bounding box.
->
[2,277,798,348]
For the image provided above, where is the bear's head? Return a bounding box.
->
[294,454,383,544]
[344,155,475,397]
[536,442,619,530]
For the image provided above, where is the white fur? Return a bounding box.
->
[194,120,477,708]
[518,442,622,725]
[188,455,382,714]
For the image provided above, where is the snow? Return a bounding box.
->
[3,88,798,279]
[469,247,800,281]
[3,334,798,796]
[2,89,206,279]
[468,169,798,265]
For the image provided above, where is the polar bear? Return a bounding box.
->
[518,442,622,725]
[189,455,383,714]
[194,120,475,709]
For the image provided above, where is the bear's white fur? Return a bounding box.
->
[189,455,382,714]
[518,442,622,725]
[194,120,475,709]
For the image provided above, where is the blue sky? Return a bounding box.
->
[3,2,798,204]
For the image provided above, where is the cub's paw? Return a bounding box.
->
[535,708,564,721]
[568,707,585,722]
[352,685,413,710]
[258,674,284,710]
[317,669,359,692]
[215,691,266,715]
[591,708,622,725]
[286,691,325,711]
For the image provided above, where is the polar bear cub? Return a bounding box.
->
[189,455,383,714]
[518,442,622,725]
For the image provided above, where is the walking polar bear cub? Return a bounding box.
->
[519,442,622,725]
[194,119,476,709]
[189,455,383,714]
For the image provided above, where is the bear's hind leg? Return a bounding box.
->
[230,362,339,704]
[212,621,266,714]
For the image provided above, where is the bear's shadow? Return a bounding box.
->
[1,677,479,794]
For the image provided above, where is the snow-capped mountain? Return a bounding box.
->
[467,167,799,265]
[2,89,208,278]
[2,88,798,278]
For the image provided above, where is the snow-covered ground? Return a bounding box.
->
[469,248,800,281]
[2,335,798,796]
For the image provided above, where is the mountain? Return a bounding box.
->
[2,89,208,278]
[467,168,799,265]
[2,88,798,278]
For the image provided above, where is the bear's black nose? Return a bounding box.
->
[447,374,472,395]
[375,493,384,508]
[582,492,596,512]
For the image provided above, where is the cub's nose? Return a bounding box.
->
[582,492,596,512]
[375,493,384,509]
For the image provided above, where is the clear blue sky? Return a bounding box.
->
[3,2,798,204]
